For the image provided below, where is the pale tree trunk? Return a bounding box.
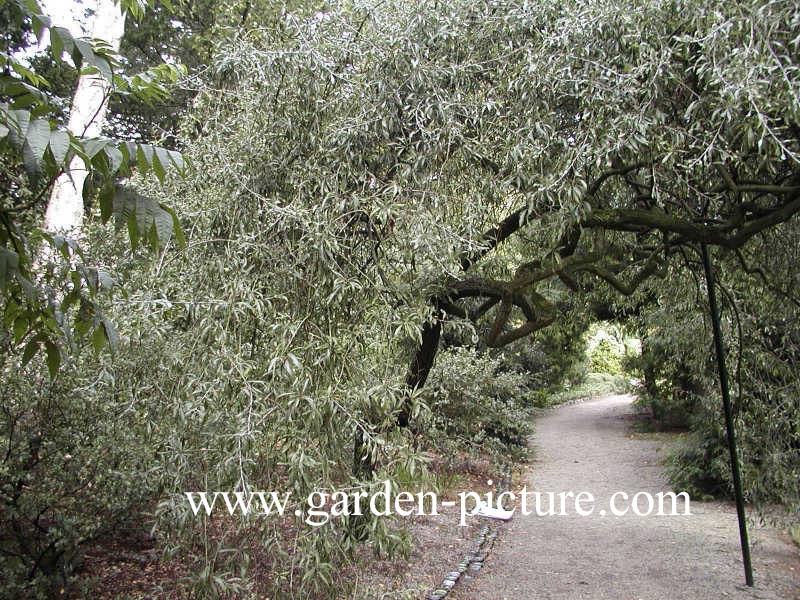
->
[43,0,125,237]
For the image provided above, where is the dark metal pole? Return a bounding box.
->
[700,243,754,587]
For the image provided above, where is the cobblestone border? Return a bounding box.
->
[425,467,512,600]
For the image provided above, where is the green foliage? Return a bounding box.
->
[111,0,325,143]
[0,0,187,374]
[0,1,196,596]
[3,0,800,596]
[582,322,641,378]
[627,276,712,428]
[664,420,731,501]
[636,233,800,512]
[520,310,592,388]
[443,306,592,391]
[0,355,166,599]
[424,347,533,459]
[589,338,624,376]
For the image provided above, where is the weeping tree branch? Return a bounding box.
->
[485,290,557,347]
[575,251,666,296]
[458,162,652,272]
[734,248,800,310]
[583,191,800,249]
[441,250,664,350]
[399,162,672,430]
[460,205,529,271]
[397,161,800,434]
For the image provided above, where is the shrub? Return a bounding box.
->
[643,295,800,513]
[665,381,800,510]
[424,347,533,460]
[589,338,625,375]
[0,358,164,599]
[631,320,707,429]
[664,421,731,500]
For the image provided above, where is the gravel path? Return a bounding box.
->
[452,394,800,600]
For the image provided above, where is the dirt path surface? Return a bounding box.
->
[451,394,800,600]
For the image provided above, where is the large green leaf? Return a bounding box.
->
[3,107,30,147]
[44,340,60,378]
[48,129,70,166]
[21,118,51,174]
[111,186,183,249]
[0,0,187,380]
[0,247,21,292]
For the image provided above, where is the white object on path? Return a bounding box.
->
[471,501,515,521]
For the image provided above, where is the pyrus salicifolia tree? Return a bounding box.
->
[153,0,800,478]
[37,0,794,594]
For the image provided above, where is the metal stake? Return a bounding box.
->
[701,243,754,587]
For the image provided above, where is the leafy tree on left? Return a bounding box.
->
[0,0,186,376]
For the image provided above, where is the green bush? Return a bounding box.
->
[0,358,164,599]
[526,389,552,409]
[424,347,533,459]
[631,320,707,428]
[444,312,592,391]
[665,382,800,510]
[664,425,731,500]
[635,272,800,513]
[589,338,625,375]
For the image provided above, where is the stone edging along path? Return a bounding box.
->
[425,524,497,600]
[424,468,511,600]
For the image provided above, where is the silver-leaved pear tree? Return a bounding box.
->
[120,0,797,594]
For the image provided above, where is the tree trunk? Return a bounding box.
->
[396,318,442,428]
[353,206,532,479]
[43,0,125,237]
[392,207,536,433]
